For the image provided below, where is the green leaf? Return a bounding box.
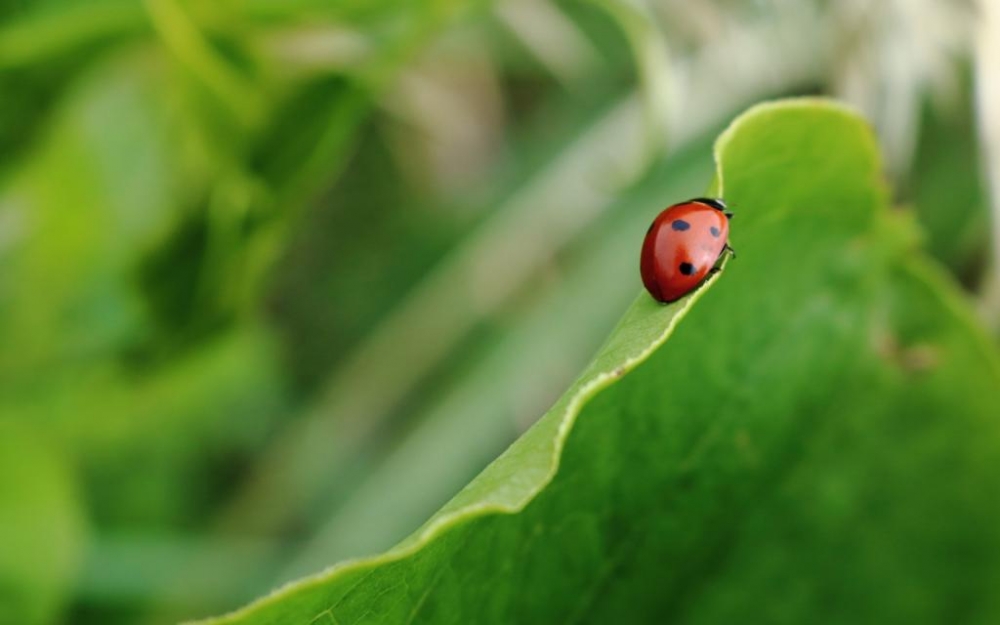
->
[190,98,1000,624]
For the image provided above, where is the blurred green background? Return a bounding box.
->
[1,1,997,624]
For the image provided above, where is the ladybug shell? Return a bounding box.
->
[640,200,730,303]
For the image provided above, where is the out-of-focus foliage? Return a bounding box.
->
[908,74,989,282]
[0,422,84,625]
[0,0,996,624]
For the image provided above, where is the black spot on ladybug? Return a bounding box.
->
[710,226,721,238]
[679,262,695,276]
[671,219,691,231]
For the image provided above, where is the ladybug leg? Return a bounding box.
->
[709,251,727,275]
[724,243,737,259]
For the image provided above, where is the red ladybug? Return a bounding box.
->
[640,197,735,303]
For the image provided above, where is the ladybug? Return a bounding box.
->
[640,197,735,303]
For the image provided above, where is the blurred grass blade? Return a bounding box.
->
[974,0,1000,326]
[144,0,263,128]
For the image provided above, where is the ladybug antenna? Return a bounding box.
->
[722,200,737,219]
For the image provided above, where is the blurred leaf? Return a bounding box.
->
[907,77,989,284]
[0,48,206,384]
[265,119,465,392]
[189,100,1000,624]
[0,57,90,174]
[0,422,85,625]
[0,1,147,69]
[72,327,289,528]
[0,46,290,530]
